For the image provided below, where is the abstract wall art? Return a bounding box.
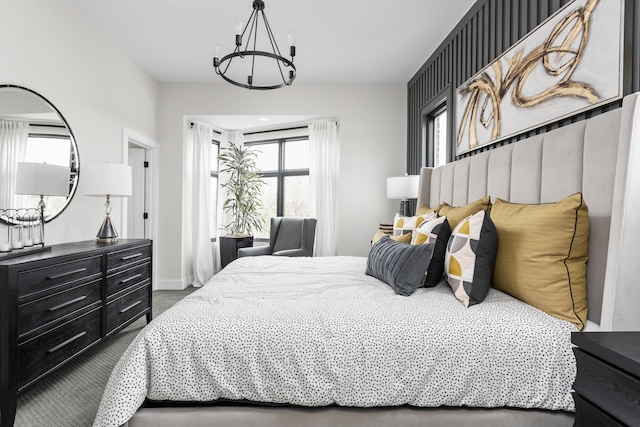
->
[455,0,623,155]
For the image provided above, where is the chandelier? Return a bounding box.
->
[213,0,296,90]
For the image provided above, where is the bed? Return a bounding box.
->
[95,92,640,427]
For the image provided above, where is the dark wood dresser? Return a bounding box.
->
[572,332,640,427]
[0,239,152,427]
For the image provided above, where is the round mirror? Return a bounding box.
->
[0,85,79,223]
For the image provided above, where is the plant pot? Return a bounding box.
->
[219,235,254,269]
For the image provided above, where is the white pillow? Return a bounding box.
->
[393,212,437,236]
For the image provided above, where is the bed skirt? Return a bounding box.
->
[125,406,574,427]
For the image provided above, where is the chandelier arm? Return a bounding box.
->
[260,11,289,85]
[243,10,258,56]
[261,11,283,58]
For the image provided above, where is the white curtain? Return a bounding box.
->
[309,120,340,256]
[0,120,29,208]
[214,131,243,272]
[190,122,214,287]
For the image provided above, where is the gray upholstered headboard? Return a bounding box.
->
[417,92,640,331]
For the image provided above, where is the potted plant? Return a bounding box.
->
[218,142,265,267]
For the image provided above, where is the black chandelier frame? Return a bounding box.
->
[213,0,296,90]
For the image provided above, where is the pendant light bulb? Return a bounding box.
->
[213,44,221,67]
[288,31,296,57]
[235,20,243,46]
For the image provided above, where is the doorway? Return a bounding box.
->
[122,127,159,288]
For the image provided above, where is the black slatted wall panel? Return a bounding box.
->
[407,0,639,174]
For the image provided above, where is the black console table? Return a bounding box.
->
[0,239,153,427]
[572,332,640,427]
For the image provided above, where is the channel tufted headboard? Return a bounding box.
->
[418,92,640,331]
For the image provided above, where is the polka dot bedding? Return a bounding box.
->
[93,256,577,427]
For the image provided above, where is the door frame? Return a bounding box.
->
[122,127,159,289]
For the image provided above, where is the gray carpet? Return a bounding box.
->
[15,287,197,427]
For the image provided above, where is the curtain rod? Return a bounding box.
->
[190,121,222,134]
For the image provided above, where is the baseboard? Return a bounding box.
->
[155,276,193,290]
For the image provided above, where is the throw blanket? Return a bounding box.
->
[94,256,576,427]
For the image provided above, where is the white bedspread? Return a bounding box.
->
[94,256,577,427]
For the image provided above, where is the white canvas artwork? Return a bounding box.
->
[456,0,623,155]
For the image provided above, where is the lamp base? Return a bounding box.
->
[96,215,119,242]
[399,200,412,217]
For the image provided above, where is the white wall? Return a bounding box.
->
[1,0,159,243]
[156,83,407,288]
[2,1,407,288]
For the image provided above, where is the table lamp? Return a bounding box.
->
[84,162,132,242]
[387,174,420,216]
[15,162,71,246]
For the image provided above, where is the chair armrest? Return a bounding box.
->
[238,246,273,257]
[273,248,307,257]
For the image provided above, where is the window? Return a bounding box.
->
[210,134,221,240]
[432,109,447,167]
[20,127,75,214]
[421,88,451,168]
[245,135,310,239]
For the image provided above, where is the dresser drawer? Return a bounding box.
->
[18,255,102,300]
[18,278,101,338]
[105,261,151,298]
[574,394,625,427]
[107,244,150,272]
[105,284,150,335]
[18,306,101,390]
[574,348,640,426]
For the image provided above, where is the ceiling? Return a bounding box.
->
[68,0,476,84]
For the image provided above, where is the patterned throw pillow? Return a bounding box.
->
[444,210,498,307]
[366,236,435,296]
[411,216,452,288]
[393,212,437,236]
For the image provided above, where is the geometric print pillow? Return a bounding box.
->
[444,209,498,307]
[393,211,438,236]
[411,215,447,245]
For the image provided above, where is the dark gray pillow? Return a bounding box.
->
[366,237,435,296]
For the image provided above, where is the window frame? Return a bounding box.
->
[210,134,221,242]
[420,86,453,167]
[244,135,310,241]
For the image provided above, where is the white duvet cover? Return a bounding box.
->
[94,256,577,427]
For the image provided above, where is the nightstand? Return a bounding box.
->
[571,332,640,427]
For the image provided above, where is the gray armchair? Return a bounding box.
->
[237,217,317,258]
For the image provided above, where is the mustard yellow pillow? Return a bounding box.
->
[416,202,445,216]
[438,196,492,229]
[490,193,589,330]
[372,230,412,246]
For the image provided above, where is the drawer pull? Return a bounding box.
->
[47,268,87,280]
[120,300,142,313]
[47,295,87,312]
[121,253,143,261]
[120,273,143,285]
[47,331,86,353]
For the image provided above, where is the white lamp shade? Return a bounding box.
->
[84,163,132,197]
[15,162,70,196]
[387,175,420,199]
